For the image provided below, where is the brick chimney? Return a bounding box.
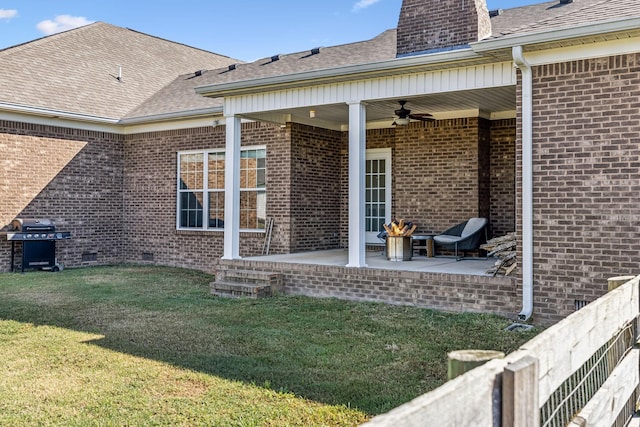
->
[396,0,492,57]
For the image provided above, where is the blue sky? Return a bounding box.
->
[1,0,543,61]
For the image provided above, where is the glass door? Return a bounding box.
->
[365,148,391,244]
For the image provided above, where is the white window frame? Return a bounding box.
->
[176,146,266,232]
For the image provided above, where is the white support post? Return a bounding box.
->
[222,115,241,260]
[346,101,367,268]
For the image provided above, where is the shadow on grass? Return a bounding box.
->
[0,265,538,415]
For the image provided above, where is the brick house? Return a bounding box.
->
[1,0,639,324]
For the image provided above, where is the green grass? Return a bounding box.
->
[0,265,539,426]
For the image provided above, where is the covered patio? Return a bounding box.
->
[195,25,523,318]
[248,248,495,276]
[213,249,519,318]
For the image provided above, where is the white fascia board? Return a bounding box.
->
[522,35,640,66]
[119,106,224,125]
[0,102,119,125]
[0,105,122,134]
[195,48,484,97]
[122,116,224,134]
[1,103,226,135]
[472,16,640,53]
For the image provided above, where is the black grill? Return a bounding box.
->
[1,218,71,272]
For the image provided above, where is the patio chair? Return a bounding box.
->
[433,217,488,260]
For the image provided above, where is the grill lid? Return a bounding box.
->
[10,218,56,232]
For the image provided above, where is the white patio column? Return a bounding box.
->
[346,101,367,268]
[222,115,241,260]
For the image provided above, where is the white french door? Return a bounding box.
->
[365,148,392,244]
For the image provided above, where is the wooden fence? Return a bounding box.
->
[362,276,640,427]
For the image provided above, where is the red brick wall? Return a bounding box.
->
[289,124,342,251]
[490,119,516,237]
[525,53,640,322]
[123,122,291,269]
[217,258,519,318]
[0,120,124,271]
[336,120,511,244]
[393,118,491,234]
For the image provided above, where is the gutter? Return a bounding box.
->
[119,106,224,125]
[1,102,225,129]
[0,102,119,124]
[512,46,533,322]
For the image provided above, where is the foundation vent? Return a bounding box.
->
[574,299,590,311]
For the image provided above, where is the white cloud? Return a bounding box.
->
[36,15,93,35]
[352,0,382,12]
[0,9,18,20]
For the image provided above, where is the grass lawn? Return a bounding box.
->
[0,265,539,426]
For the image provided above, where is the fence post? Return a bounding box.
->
[503,355,539,427]
[607,275,634,292]
[447,349,505,380]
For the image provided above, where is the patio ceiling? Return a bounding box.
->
[241,86,516,130]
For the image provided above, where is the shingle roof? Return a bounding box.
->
[151,0,638,119]
[2,1,638,123]
[490,0,640,38]
[194,29,397,87]
[0,22,239,120]
[126,29,397,119]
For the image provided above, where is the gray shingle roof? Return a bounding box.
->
[490,0,640,38]
[0,22,239,120]
[2,1,638,123]
[127,29,397,119]
[148,0,638,120]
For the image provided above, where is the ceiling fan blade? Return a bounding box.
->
[409,113,434,121]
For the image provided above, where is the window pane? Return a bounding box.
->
[257,169,266,188]
[240,190,265,230]
[179,153,203,191]
[179,190,203,228]
[208,191,224,228]
[208,153,225,189]
[256,190,266,226]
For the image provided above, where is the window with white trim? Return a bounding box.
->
[177,147,266,231]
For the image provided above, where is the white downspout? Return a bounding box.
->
[513,46,534,321]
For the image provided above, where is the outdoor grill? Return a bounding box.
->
[1,218,71,272]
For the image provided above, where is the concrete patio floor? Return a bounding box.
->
[248,248,496,276]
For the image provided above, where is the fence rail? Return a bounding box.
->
[363,276,640,427]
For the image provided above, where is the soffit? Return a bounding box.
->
[242,86,516,129]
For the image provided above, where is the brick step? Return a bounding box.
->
[211,280,272,299]
[211,269,284,299]
[217,269,283,287]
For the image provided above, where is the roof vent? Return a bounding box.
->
[489,9,503,17]
[270,54,280,62]
[311,47,320,55]
[228,64,237,71]
[194,70,203,77]
[559,0,573,3]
